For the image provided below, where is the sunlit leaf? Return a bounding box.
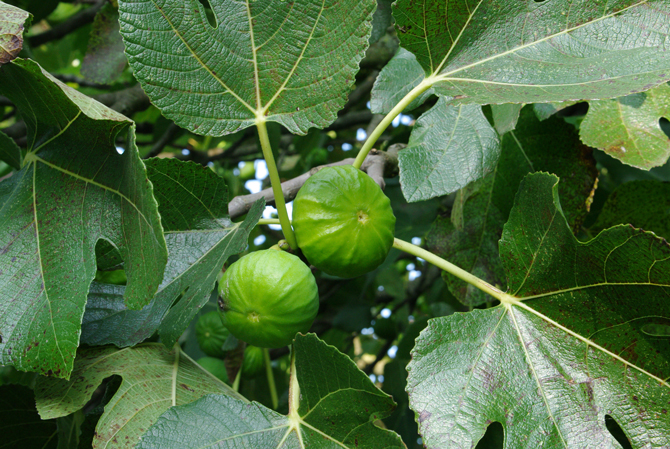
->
[0,59,167,378]
[580,84,670,169]
[35,343,242,449]
[409,173,670,448]
[118,0,376,136]
[394,0,670,105]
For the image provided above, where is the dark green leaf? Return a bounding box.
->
[394,0,670,105]
[118,0,376,136]
[580,84,670,169]
[427,108,597,306]
[81,159,264,348]
[81,3,127,84]
[35,343,243,449]
[137,334,404,448]
[409,173,670,448]
[0,59,167,378]
[3,0,57,22]
[370,0,393,44]
[399,97,499,201]
[0,129,22,169]
[0,1,29,65]
[591,179,670,239]
[0,385,58,449]
[57,410,84,449]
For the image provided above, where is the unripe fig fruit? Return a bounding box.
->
[195,311,230,358]
[197,357,229,383]
[293,165,396,278]
[241,345,265,377]
[218,249,319,348]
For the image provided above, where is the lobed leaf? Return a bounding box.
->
[0,59,167,378]
[118,0,376,136]
[580,83,670,170]
[409,173,670,448]
[393,0,670,105]
[426,107,597,306]
[81,158,264,348]
[35,343,242,449]
[137,334,405,448]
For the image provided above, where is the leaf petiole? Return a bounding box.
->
[255,119,298,250]
[392,237,509,304]
[352,78,434,169]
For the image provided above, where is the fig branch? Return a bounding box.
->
[229,147,400,220]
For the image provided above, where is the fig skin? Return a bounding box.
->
[218,249,319,348]
[195,311,230,358]
[293,165,396,278]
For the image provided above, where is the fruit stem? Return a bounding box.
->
[352,79,433,169]
[263,348,278,410]
[392,238,507,303]
[255,118,298,250]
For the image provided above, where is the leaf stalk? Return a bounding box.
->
[255,118,298,249]
[392,238,508,303]
[352,79,433,169]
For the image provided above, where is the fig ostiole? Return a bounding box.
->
[218,249,319,348]
[293,165,396,278]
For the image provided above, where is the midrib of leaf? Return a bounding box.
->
[246,0,261,111]
[512,209,558,295]
[449,309,507,439]
[31,160,66,370]
[506,302,568,447]
[431,0,651,83]
[158,222,241,294]
[147,0,255,114]
[510,131,534,170]
[146,0,328,119]
[431,0,483,75]
[31,155,152,228]
[258,0,326,116]
[501,295,670,387]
